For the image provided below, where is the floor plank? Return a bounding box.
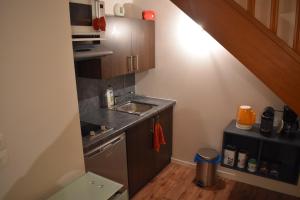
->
[132,163,299,200]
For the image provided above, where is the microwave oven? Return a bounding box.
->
[69,0,105,36]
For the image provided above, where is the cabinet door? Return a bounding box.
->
[101,16,133,79]
[131,19,155,72]
[126,118,156,198]
[155,107,173,173]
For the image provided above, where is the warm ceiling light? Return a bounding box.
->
[176,11,221,57]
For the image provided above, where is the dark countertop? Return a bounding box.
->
[80,95,176,153]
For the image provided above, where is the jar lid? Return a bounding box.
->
[197,148,219,160]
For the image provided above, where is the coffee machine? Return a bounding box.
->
[280,106,299,138]
[260,106,275,136]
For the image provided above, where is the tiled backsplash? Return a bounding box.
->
[76,74,135,114]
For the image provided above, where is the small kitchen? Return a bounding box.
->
[1,0,300,199]
[70,0,175,199]
[68,0,300,199]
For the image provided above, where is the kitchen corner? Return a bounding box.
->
[3,0,300,199]
[70,7,177,196]
[79,91,175,198]
[76,68,176,198]
[81,95,176,152]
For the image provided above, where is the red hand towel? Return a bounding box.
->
[154,122,166,152]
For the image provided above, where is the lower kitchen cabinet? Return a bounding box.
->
[126,117,156,198]
[154,107,173,174]
[126,107,173,198]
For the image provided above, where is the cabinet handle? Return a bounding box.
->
[84,134,125,158]
[134,55,139,71]
[127,56,130,72]
[130,56,134,72]
[127,56,133,72]
[150,117,155,133]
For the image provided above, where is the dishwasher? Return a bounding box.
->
[84,133,128,190]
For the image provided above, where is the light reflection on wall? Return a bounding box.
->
[111,25,121,37]
[176,12,221,57]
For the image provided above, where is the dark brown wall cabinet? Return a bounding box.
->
[126,107,173,198]
[75,16,155,79]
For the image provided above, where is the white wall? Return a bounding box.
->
[0,0,85,199]
[134,0,283,162]
[133,0,300,196]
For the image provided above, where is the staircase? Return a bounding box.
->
[170,0,300,114]
[233,0,300,52]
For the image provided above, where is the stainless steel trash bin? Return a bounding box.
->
[194,148,220,187]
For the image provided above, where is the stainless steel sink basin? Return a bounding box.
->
[113,101,156,115]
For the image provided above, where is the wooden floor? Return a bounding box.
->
[132,163,299,200]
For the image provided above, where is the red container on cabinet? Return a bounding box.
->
[142,10,155,21]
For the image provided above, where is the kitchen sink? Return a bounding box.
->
[113,101,156,115]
